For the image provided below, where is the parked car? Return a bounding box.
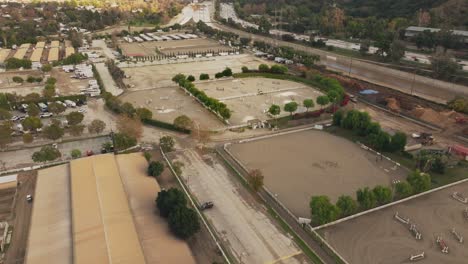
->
[40,112,53,118]
[199,201,214,210]
[26,194,33,202]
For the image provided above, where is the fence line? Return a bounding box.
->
[160,148,232,264]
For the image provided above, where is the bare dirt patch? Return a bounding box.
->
[320,181,468,264]
[229,130,406,217]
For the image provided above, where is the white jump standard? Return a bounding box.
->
[409,224,422,240]
[452,192,468,204]
[451,228,464,243]
[394,212,410,225]
[436,236,449,254]
[394,212,422,240]
[409,252,425,261]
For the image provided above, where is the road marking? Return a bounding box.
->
[265,251,303,264]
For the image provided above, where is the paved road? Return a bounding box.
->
[94,62,123,96]
[211,23,468,104]
[217,146,337,264]
[177,149,306,264]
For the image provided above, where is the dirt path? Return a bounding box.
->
[176,149,305,264]
[5,171,37,264]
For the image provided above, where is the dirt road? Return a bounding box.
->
[5,171,37,264]
[176,149,306,264]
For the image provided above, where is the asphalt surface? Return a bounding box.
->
[211,23,468,104]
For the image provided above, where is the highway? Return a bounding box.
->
[210,23,468,104]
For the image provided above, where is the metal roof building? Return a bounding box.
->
[48,47,59,62]
[0,49,11,63]
[30,48,44,62]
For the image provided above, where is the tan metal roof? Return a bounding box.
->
[26,165,72,264]
[13,48,28,59]
[65,47,75,58]
[0,49,11,63]
[70,154,145,264]
[35,42,46,48]
[50,40,60,48]
[19,43,31,49]
[30,48,43,62]
[64,40,72,47]
[48,48,59,62]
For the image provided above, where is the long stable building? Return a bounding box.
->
[70,154,145,264]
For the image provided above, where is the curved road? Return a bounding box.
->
[211,23,468,104]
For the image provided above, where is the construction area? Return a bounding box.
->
[228,129,407,217]
[197,77,325,125]
[320,180,468,264]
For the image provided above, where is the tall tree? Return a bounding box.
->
[336,195,358,217]
[284,101,298,116]
[310,196,341,225]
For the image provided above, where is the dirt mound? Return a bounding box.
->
[411,106,447,125]
[386,98,400,113]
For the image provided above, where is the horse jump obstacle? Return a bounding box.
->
[436,236,449,254]
[410,224,422,240]
[394,212,410,224]
[394,212,422,240]
[409,252,425,261]
[452,192,468,204]
[451,228,464,243]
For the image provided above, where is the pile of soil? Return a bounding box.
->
[385,97,400,113]
[411,106,447,125]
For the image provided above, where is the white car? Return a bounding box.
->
[40,113,53,118]
[10,116,19,121]
[78,108,86,113]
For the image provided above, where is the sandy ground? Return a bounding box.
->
[0,70,44,96]
[120,87,224,130]
[70,154,145,264]
[122,54,273,89]
[229,130,406,217]
[50,68,89,96]
[95,62,123,96]
[116,153,196,264]
[321,181,468,264]
[26,164,72,264]
[176,149,306,264]
[5,171,36,264]
[197,78,325,125]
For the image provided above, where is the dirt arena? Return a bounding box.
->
[120,38,227,57]
[197,78,324,125]
[0,70,44,96]
[122,54,273,89]
[229,129,406,217]
[320,181,468,264]
[120,87,224,130]
[116,153,196,264]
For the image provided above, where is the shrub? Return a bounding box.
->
[12,76,24,83]
[168,206,200,239]
[148,161,164,177]
[199,73,209,80]
[258,64,269,72]
[187,75,195,82]
[215,72,224,78]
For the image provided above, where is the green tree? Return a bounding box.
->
[121,102,136,117]
[270,65,288,74]
[160,136,175,152]
[66,111,84,126]
[268,104,281,126]
[390,132,407,152]
[310,196,341,225]
[222,67,233,77]
[336,195,358,217]
[430,47,460,79]
[173,115,193,130]
[0,123,12,148]
[156,188,187,217]
[248,169,264,192]
[407,170,431,193]
[136,107,153,121]
[332,110,344,126]
[69,124,85,136]
[284,101,298,115]
[22,116,42,131]
[41,64,52,72]
[395,181,413,199]
[199,73,209,80]
[187,75,195,82]
[168,206,200,239]
[114,133,137,150]
[48,102,66,115]
[22,133,33,144]
[0,109,11,120]
[303,99,315,112]
[32,146,61,162]
[71,149,82,159]
[368,131,391,151]
[258,64,269,72]
[357,187,376,210]
[316,95,330,109]
[241,66,249,73]
[88,119,106,134]
[143,151,152,162]
[372,185,392,205]
[12,76,23,83]
[148,161,164,177]
[43,123,64,140]
[389,40,405,62]
[27,103,40,117]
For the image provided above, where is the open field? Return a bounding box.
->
[197,78,324,125]
[0,180,15,221]
[70,154,145,264]
[5,171,37,264]
[0,70,43,96]
[120,38,228,57]
[121,87,224,130]
[50,68,89,96]
[116,153,196,264]
[122,54,273,89]
[175,149,307,264]
[320,181,468,264]
[229,129,406,217]
[26,164,72,264]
